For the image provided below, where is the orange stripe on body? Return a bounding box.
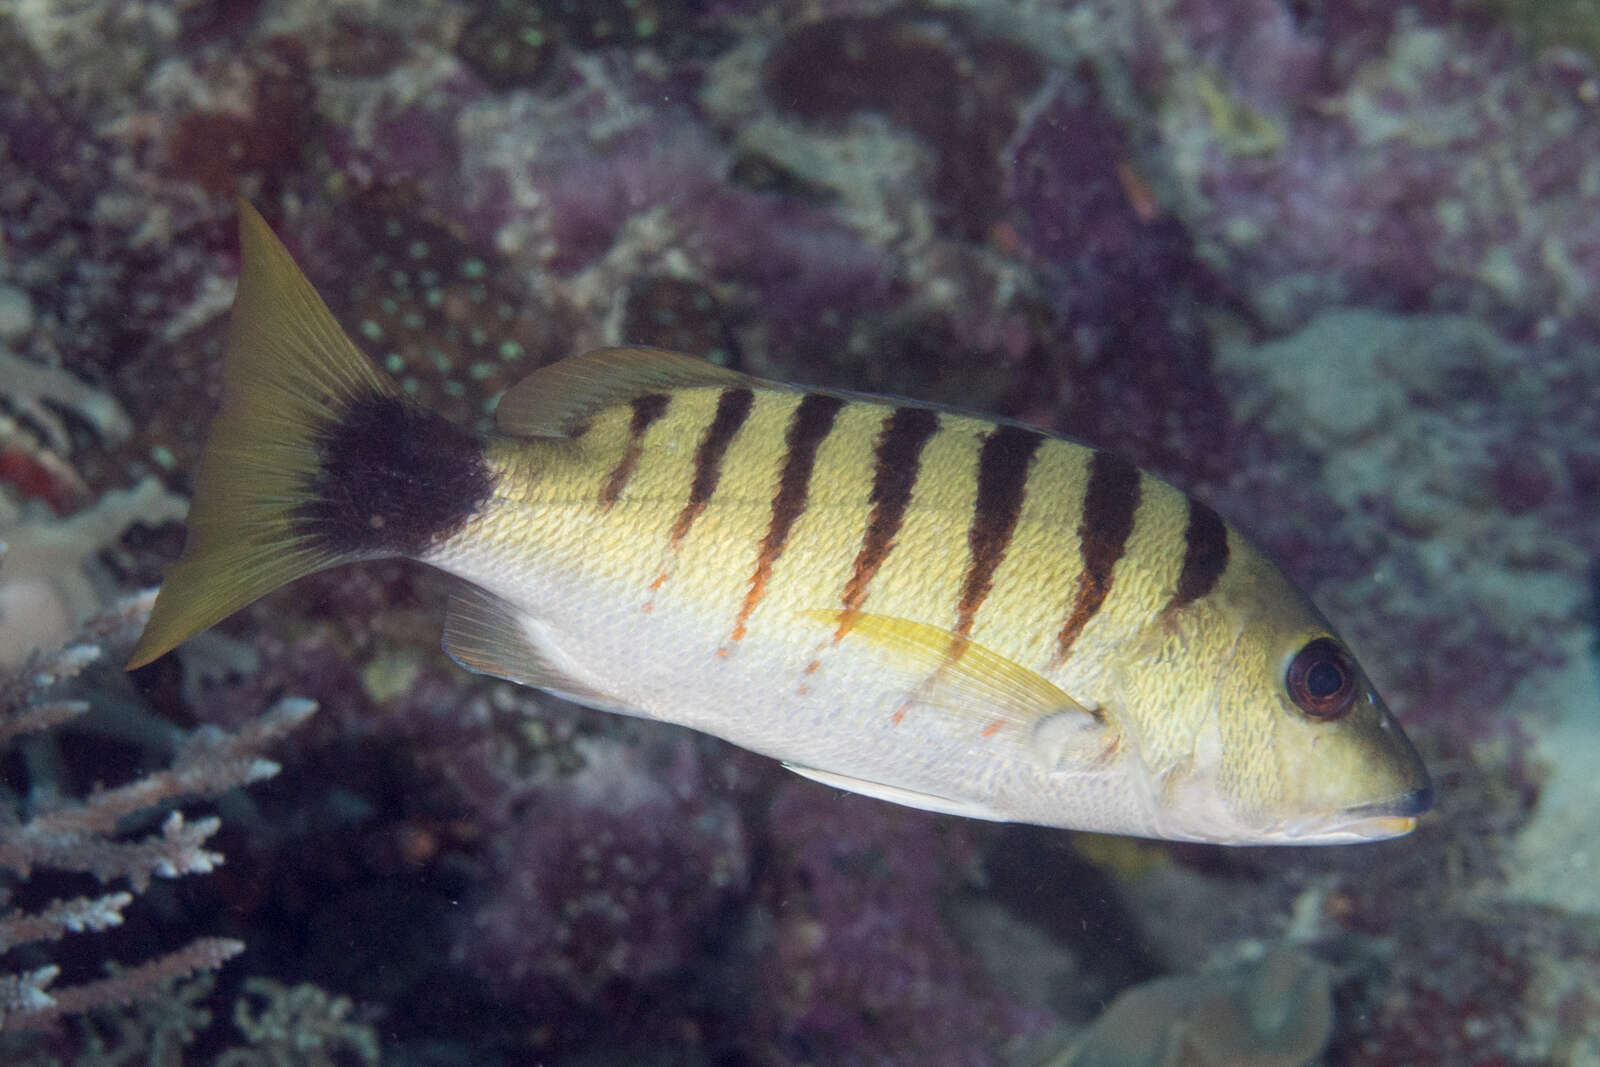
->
[729,393,843,642]
[835,405,940,641]
[646,386,754,599]
[1052,450,1141,665]
[955,423,1043,639]
[598,393,669,509]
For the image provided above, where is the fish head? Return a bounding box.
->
[1140,550,1432,846]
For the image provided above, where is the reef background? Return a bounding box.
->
[2,0,1599,1063]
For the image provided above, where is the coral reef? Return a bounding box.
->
[460,730,750,1003]
[1136,0,1600,336]
[755,783,1044,1065]
[0,479,186,668]
[1,0,1597,1062]
[1046,945,1333,1067]
[219,978,380,1067]
[0,594,313,1037]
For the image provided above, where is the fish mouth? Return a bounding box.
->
[1345,783,1435,820]
[1322,813,1418,841]
[1291,784,1434,843]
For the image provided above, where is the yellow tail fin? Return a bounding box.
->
[128,201,433,669]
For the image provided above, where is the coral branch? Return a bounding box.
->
[0,595,314,1032]
[0,891,133,953]
[18,697,313,844]
[2,937,246,1032]
[0,699,88,749]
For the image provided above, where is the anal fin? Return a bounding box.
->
[782,763,1008,822]
[442,586,633,714]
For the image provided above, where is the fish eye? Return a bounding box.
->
[1285,637,1358,720]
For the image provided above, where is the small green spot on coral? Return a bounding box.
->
[462,258,487,279]
[499,339,525,360]
[150,444,176,469]
[384,353,406,373]
[408,240,431,260]
[1192,69,1282,157]
[469,327,489,347]
[362,650,421,705]
[520,26,546,48]
[444,379,467,397]
[425,288,444,308]
[402,377,421,394]
[470,361,498,380]
[379,297,400,316]
[389,269,410,290]
[359,319,384,341]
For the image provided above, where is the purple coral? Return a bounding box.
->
[1146,2,1600,331]
[755,782,1042,1065]
[456,731,749,1002]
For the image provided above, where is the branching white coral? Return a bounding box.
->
[0,345,131,454]
[0,594,316,1032]
[0,478,188,668]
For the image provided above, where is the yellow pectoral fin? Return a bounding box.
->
[800,610,1104,754]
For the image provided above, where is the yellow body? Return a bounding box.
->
[128,203,1431,844]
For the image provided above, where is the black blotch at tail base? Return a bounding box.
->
[128,201,494,669]
[295,393,495,559]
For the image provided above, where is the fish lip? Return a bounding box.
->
[1342,783,1434,820]
[1323,814,1418,841]
[1280,784,1433,843]
[1281,810,1417,843]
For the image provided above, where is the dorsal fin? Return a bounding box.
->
[494,347,751,437]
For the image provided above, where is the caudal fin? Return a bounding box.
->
[128,201,493,668]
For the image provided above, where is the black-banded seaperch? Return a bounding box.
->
[128,202,1431,845]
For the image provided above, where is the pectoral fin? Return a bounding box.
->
[782,763,1008,821]
[800,614,1100,755]
[442,586,634,714]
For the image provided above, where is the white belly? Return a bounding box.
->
[425,539,1162,837]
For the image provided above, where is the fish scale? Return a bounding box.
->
[127,202,1432,845]
[470,390,1201,781]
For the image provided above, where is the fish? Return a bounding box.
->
[126,201,1432,845]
